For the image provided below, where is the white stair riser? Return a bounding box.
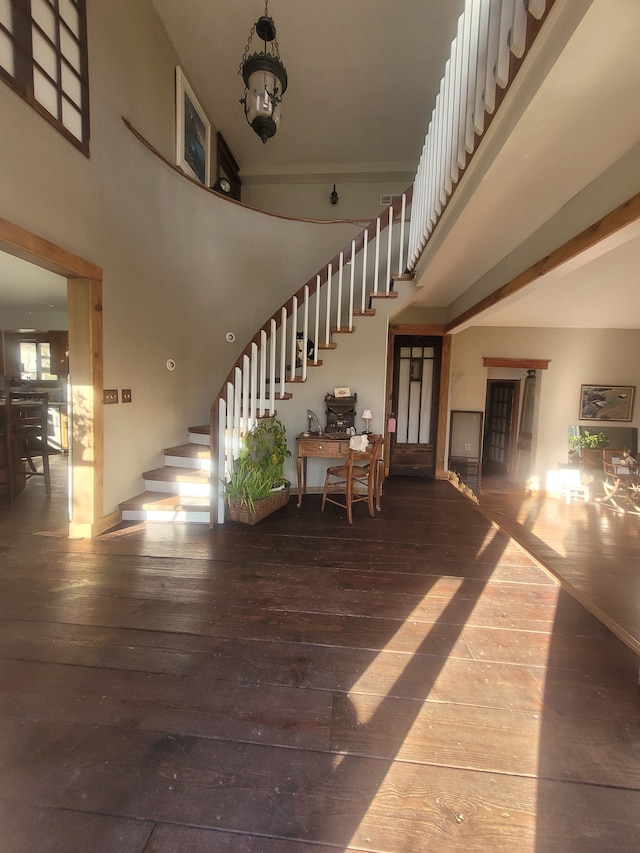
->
[189,433,210,446]
[165,455,211,471]
[142,480,210,497]
[122,509,211,523]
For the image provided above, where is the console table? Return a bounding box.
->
[296,433,383,508]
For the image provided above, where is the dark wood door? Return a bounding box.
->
[483,380,517,477]
[389,336,441,477]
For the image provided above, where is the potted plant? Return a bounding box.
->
[224,416,292,524]
[568,430,609,471]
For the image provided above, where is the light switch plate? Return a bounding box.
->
[103,389,118,404]
[122,389,132,403]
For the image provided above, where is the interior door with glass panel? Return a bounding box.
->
[389,336,441,477]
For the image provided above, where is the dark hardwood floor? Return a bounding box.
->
[1,456,639,852]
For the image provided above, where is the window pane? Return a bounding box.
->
[0,0,13,30]
[62,97,81,139]
[31,0,56,41]
[60,26,80,70]
[61,62,81,106]
[33,67,59,117]
[38,342,56,380]
[20,342,37,380]
[59,0,79,37]
[33,29,57,80]
[0,29,14,76]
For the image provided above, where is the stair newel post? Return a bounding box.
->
[336,252,344,331]
[242,355,251,434]
[269,318,277,413]
[289,296,298,382]
[250,342,258,423]
[373,216,381,295]
[259,330,267,417]
[348,239,355,330]
[279,306,287,402]
[313,274,321,365]
[398,193,407,275]
[324,263,332,347]
[360,230,368,314]
[215,396,226,524]
[302,285,309,382]
[384,206,392,294]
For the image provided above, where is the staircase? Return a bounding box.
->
[119,426,212,524]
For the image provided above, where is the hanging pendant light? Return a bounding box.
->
[239,2,288,143]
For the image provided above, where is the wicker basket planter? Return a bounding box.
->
[226,485,290,525]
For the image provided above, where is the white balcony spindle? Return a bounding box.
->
[280,307,287,401]
[259,330,267,416]
[373,217,381,294]
[496,0,515,87]
[484,0,502,114]
[216,396,226,523]
[398,194,406,275]
[473,0,491,135]
[250,343,258,422]
[511,0,528,59]
[269,318,277,413]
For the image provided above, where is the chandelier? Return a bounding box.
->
[239,2,288,143]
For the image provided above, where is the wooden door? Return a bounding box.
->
[483,380,518,477]
[389,336,441,477]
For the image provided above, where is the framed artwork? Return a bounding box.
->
[579,385,635,422]
[175,67,210,185]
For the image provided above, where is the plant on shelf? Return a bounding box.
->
[224,416,291,523]
[568,430,610,450]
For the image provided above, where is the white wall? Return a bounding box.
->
[450,326,640,487]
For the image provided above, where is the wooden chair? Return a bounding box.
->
[321,434,383,523]
[5,391,51,504]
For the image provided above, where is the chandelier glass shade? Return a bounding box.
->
[239,9,287,143]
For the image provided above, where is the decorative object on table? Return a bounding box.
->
[325,392,357,435]
[306,409,322,436]
[239,0,288,144]
[224,416,291,524]
[175,67,210,185]
[579,385,635,422]
[361,409,372,434]
[333,387,351,398]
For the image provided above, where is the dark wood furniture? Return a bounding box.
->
[296,434,353,506]
[321,434,383,523]
[4,392,51,504]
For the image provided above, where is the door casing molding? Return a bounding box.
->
[0,216,104,537]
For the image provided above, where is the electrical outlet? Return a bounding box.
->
[103,389,118,404]
[122,388,132,403]
[465,443,471,451]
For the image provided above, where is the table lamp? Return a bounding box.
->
[361,409,372,434]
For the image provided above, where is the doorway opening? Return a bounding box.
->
[482,379,520,489]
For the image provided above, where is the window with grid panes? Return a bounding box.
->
[0,0,89,154]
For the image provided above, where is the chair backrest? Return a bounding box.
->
[6,391,49,441]
[347,433,383,471]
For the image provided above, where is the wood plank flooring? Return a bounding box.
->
[0,457,639,852]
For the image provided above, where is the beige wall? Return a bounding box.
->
[450,326,640,487]
[0,0,359,514]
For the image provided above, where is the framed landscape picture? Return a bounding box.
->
[579,385,635,421]
[175,67,210,185]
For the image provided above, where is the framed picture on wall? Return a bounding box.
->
[175,67,210,185]
[579,384,635,421]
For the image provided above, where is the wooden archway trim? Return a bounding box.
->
[483,357,550,370]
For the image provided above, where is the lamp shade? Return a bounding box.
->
[361,409,373,420]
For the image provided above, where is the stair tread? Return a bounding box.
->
[370,291,398,299]
[188,425,209,435]
[119,491,210,511]
[164,443,211,459]
[142,466,210,482]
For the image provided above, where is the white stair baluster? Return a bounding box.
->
[465,0,481,154]
[250,343,258,422]
[484,0,502,114]
[324,264,332,346]
[511,0,528,59]
[280,307,287,401]
[336,253,344,330]
[313,274,321,364]
[496,0,515,88]
[269,318,277,414]
[398,195,407,275]
[289,296,298,382]
[216,396,226,523]
[373,217,381,294]
[259,330,267,417]
[360,232,368,313]
[528,0,546,20]
[302,285,309,381]
[386,207,393,294]
[349,240,355,328]
[473,0,491,135]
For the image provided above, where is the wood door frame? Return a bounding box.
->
[0,216,104,538]
[386,324,451,479]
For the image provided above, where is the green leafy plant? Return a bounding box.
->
[568,430,610,450]
[223,416,291,513]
